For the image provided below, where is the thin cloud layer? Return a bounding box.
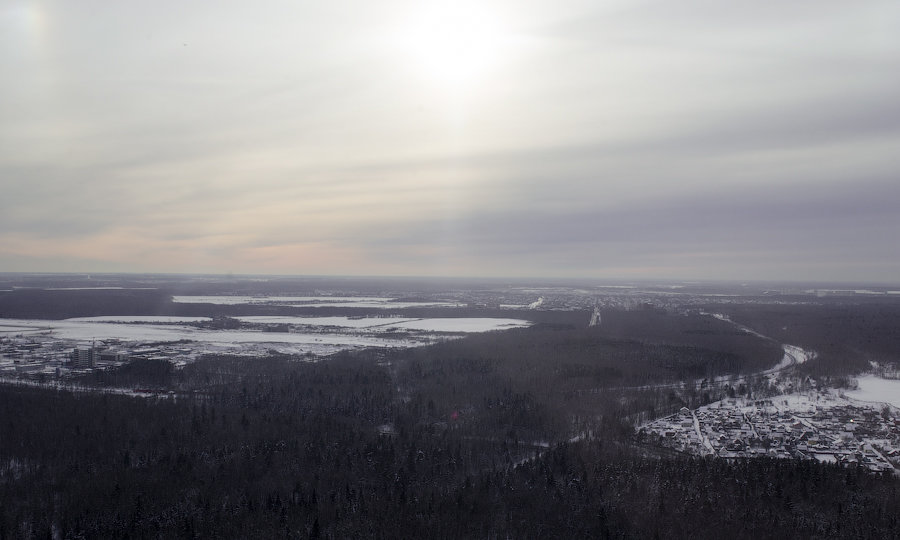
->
[1,0,899,281]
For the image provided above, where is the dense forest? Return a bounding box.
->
[3,275,900,538]
[717,302,900,376]
[0,289,172,320]
[3,308,899,538]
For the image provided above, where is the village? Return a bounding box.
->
[640,390,900,473]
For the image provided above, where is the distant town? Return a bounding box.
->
[1,332,195,380]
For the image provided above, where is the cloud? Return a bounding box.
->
[1,0,899,280]
[327,175,900,279]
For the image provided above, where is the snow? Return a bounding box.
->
[0,314,531,359]
[235,316,418,328]
[174,295,391,305]
[66,316,212,323]
[171,295,338,305]
[784,344,813,364]
[845,376,900,409]
[289,301,462,308]
[703,312,771,340]
[241,316,532,333]
[382,318,530,333]
[805,288,900,297]
[2,316,531,340]
[0,325,39,333]
[171,295,461,308]
[764,344,814,373]
[196,330,392,346]
[0,319,398,347]
[7,320,203,342]
[691,410,715,455]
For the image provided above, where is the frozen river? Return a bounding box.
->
[845,375,900,409]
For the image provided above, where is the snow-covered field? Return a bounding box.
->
[381,318,530,332]
[236,316,532,333]
[67,316,212,323]
[0,325,39,333]
[235,316,419,328]
[0,314,532,359]
[289,301,462,308]
[845,376,900,409]
[172,295,461,308]
[806,289,899,296]
[172,295,393,305]
[0,318,404,347]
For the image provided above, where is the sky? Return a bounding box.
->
[2,0,899,282]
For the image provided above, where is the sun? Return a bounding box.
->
[398,4,512,90]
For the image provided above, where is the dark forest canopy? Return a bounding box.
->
[2,354,898,539]
[3,276,900,538]
[0,328,897,538]
[716,302,900,375]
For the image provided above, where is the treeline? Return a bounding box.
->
[0,289,170,319]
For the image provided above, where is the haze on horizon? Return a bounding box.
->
[2,1,899,282]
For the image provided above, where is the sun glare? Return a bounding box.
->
[399,4,512,90]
